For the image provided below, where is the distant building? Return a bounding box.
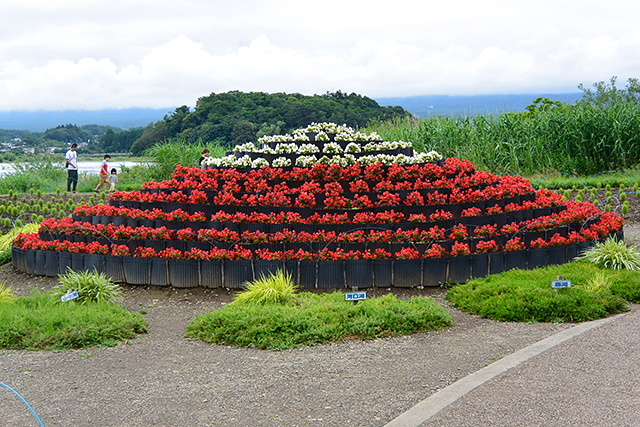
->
[23,147,35,154]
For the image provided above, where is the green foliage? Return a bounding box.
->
[186,293,452,350]
[622,201,630,215]
[232,270,298,306]
[0,249,11,265]
[578,237,640,270]
[445,262,629,322]
[52,268,124,305]
[0,222,39,251]
[143,139,226,181]
[0,281,15,303]
[0,291,146,350]
[130,91,409,154]
[369,79,640,175]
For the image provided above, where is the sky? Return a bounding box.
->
[1,0,639,111]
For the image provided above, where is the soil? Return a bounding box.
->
[1,192,640,426]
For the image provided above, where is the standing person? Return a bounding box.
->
[65,143,78,193]
[94,154,111,192]
[199,148,210,169]
[107,168,118,193]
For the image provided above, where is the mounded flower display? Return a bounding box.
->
[13,123,623,289]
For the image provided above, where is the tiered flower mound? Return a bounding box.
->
[13,123,623,289]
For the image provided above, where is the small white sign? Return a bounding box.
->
[345,292,367,301]
[61,291,79,302]
[551,280,571,289]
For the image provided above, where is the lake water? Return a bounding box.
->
[0,161,144,177]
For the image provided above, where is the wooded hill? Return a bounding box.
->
[129,90,409,154]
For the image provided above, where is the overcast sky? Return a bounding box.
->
[1,0,638,111]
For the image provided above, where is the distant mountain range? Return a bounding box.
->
[0,108,173,132]
[0,93,583,131]
[376,93,582,117]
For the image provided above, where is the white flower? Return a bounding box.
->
[298,143,319,154]
[233,155,252,168]
[259,146,276,155]
[344,142,361,153]
[235,142,256,152]
[273,157,292,167]
[292,132,310,141]
[427,150,443,160]
[315,131,330,142]
[295,155,318,167]
[317,155,331,165]
[251,158,269,168]
[275,143,298,154]
[322,142,342,154]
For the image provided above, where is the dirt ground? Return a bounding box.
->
[1,199,639,426]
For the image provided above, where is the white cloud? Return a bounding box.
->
[1,0,640,110]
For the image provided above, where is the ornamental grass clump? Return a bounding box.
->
[52,268,123,305]
[0,281,16,303]
[231,269,297,306]
[579,237,640,271]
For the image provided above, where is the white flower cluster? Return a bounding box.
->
[292,132,310,141]
[251,158,270,168]
[363,140,413,151]
[272,157,292,167]
[335,131,382,142]
[298,143,320,154]
[322,142,342,154]
[302,122,351,134]
[204,149,442,169]
[344,142,361,153]
[257,134,294,144]
[275,143,298,154]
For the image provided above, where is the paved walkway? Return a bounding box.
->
[386,305,640,426]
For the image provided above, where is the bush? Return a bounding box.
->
[186,292,452,350]
[0,281,15,303]
[0,291,146,350]
[52,268,124,305]
[579,237,640,270]
[232,269,297,306]
[446,262,629,322]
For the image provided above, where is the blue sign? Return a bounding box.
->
[551,280,571,289]
[61,291,79,302]
[345,292,367,301]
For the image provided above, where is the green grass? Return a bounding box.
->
[231,269,298,305]
[186,292,452,350]
[0,291,147,351]
[578,237,640,271]
[52,268,124,305]
[445,262,633,323]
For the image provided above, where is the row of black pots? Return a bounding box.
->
[71,206,573,238]
[109,193,543,220]
[42,224,582,255]
[13,239,598,289]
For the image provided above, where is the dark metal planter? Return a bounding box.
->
[505,249,528,271]
[528,248,548,270]
[447,255,471,284]
[393,259,422,288]
[317,261,344,289]
[122,257,151,285]
[372,259,392,288]
[548,246,566,265]
[169,259,198,288]
[223,260,254,289]
[105,255,125,283]
[201,260,223,288]
[470,253,489,279]
[344,260,372,289]
[422,257,447,287]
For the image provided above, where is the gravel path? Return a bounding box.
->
[1,224,638,426]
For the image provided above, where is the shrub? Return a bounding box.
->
[579,237,640,270]
[232,269,297,306]
[52,268,124,305]
[187,293,452,350]
[446,262,629,322]
[0,281,15,303]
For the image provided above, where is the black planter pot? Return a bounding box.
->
[149,258,169,286]
[298,261,317,289]
[23,249,37,275]
[58,251,72,275]
[369,259,390,288]
[393,259,422,288]
[566,243,578,261]
[169,259,198,288]
[505,249,528,271]
[11,246,23,272]
[422,257,447,287]
[35,250,47,276]
[83,253,105,273]
[489,252,505,275]
[317,261,344,289]
[447,255,471,284]
[201,260,223,288]
[71,253,84,272]
[577,240,592,256]
[528,248,548,270]
[105,256,125,283]
[44,250,59,277]
[224,260,254,289]
[112,216,126,227]
[123,257,151,285]
[345,260,372,289]
[470,254,489,279]
[548,246,566,265]
[253,260,284,280]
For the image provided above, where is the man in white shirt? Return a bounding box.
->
[65,143,78,193]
